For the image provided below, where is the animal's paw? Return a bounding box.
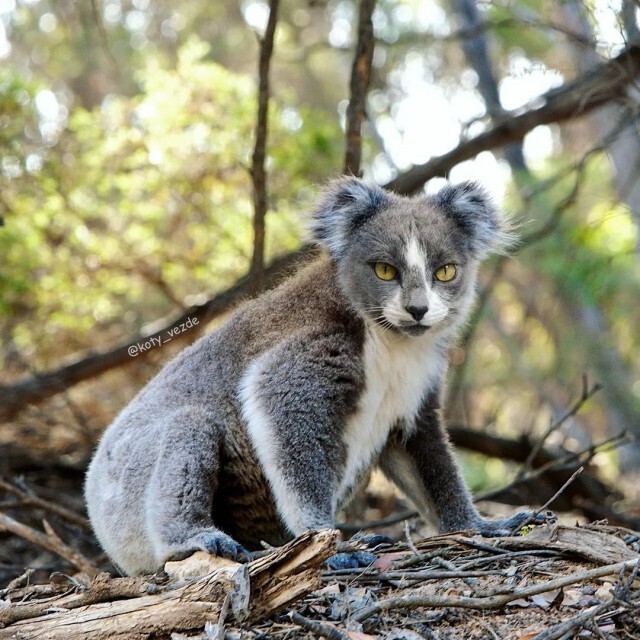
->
[475,510,557,537]
[350,532,395,549]
[202,532,250,560]
[325,551,377,570]
[172,530,251,562]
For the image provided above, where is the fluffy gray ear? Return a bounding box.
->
[309,177,390,256]
[435,181,516,256]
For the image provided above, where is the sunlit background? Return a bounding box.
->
[1,0,639,522]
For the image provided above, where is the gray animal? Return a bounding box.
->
[85,177,540,576]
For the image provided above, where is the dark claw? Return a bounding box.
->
[202,533,251,561]
[537,510,558,525]
[325,551,377,570]
[475,510,557,537]
[351,533,395,549]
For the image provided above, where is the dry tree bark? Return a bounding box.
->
[0,529,338,640]
[344,0,376,176]
[495,524,640,565]
[249,0,280,294]
[2,45,640,422]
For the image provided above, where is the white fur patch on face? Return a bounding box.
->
[381,235,451,329]
[382,289,411,326]
[239,357,332,536]
[405,236,427,279]
[422,288,449,326]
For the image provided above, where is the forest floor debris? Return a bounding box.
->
[0,523,639,639]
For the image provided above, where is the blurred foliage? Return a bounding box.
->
[1,35,340,366]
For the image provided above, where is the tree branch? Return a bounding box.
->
[0,512,98,578]
[344,0,376,176]
[0,247,316,422]
[249,0,280,294]
[387,44,640,194]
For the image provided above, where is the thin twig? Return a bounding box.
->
[338,509,417,534]
[517,379,602,479]
[249,0,280,294]
[0,512,98,578]
[431,555,481,594]
[404,520,421,557]
[344,0,376,176]
[478,432,631,503]
[533,599,621,639]
[288,611,348,640]
[326,568,506,583]
[0,478,90,530]
[511,466,584,533]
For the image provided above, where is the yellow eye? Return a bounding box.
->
[374,262,397,281]
[434,264,457,282]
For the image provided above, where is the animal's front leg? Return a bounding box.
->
[239,333,374,566]
[386,393,548,536]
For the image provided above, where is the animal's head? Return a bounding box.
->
[310,177,514,337]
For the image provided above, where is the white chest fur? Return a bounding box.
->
[337,325,447,501]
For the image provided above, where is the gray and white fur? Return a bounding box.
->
[85,177,534,576]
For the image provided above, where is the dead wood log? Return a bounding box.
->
[0,573,165,627]
[496,524,640,565]
[0,529,338,640]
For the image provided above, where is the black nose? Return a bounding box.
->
[406,305,428,321]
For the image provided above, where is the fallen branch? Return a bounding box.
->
[0,529,338,639]
[351,559,640,622]
[516,377,601,481]
[0,573,164,627]
[511,466,584,533]
[532,600,619,640]
[533,561,640,640]
[496,524,640,565]
[288,611,348,640]
[0,512,98,578]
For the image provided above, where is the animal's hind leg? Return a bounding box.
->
[145,406,248,567]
